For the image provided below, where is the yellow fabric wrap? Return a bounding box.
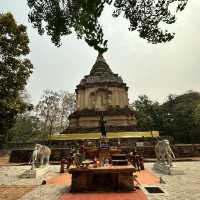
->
[48,131,159,140]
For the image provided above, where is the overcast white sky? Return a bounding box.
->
[0,0,200,105]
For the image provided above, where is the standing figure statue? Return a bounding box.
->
[155,139,175,166]
[30,144,51,169]
[99,114,107,137]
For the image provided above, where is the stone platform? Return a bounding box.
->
[19,166,51,178]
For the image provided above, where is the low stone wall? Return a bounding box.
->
[9,144,200,163]
[9,148,72,163]
[171,144,200,157]
[10,149,33,163]
[125,144,200,158]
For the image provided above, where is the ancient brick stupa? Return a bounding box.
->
[62,53,137,134]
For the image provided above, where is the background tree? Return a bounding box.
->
[35,90,75,135]
[192,103,200,128]
[0,13,33,145]
[131,91,200,143]
[35,90,60,135]
[27,0,188,53]
[130,95,162,131]
[161,91,200,143]
[59,91,76,129]
[7,113,44,143]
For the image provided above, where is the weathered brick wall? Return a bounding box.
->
[9,148,72,163]
[171,144,200,157]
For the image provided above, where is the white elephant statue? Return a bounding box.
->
[155,139,175,166]
[30,144,51,169]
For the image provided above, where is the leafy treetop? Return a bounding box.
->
[27,0,188,53]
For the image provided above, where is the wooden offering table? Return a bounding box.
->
[69,165,135,192]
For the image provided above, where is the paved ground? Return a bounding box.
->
[0,186,35,200]
[0,165,66,200]
[0,162,200,200]
[59,191,148,200]
[144,162,200,200]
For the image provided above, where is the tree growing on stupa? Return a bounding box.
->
[27,0,188,53]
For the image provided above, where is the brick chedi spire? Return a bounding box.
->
[95,53,107,63]
[78,53,125,89]
[90,53,112,76]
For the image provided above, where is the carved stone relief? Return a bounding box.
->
[88,89,112,110]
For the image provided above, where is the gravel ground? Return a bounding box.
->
[0,165,60,186]
[0,162,200,200]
